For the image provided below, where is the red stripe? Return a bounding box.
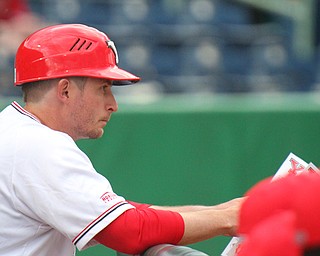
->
[12,101,40,123]
[72,201,127,244]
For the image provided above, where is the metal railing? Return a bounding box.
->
[117,244,209,256]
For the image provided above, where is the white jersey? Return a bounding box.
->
[0,102,134,256]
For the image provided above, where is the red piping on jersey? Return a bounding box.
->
[11,101,41,123]
[72,201,129,245]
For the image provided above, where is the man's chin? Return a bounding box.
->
[88,128,104,139]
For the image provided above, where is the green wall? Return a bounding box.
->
[2,93,320,255]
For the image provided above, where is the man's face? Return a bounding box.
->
[67,78,118,140]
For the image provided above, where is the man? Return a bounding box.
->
[0,24,243,255]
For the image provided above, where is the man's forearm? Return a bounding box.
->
[151,197,243,245]
[178,208,238,245]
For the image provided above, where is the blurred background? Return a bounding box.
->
[1,1,320,255]
[0,0,319,97]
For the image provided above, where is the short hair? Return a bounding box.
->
[21,77,87,103]
[21,79,57,103]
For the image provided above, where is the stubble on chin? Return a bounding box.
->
[87,127,104,139]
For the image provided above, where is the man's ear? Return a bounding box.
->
[56,78,71,101]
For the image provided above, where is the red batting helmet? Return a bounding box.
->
[237,173,320,255]
[14,24,140,86]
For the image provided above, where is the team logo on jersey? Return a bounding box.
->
[100,192,117,203]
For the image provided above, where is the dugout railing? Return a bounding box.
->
[117,244,209,256]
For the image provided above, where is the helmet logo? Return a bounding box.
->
[107,40,119,64]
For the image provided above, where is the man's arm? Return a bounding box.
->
[94,197,244,254]
[178,205,240,245]
[150,197,243,244]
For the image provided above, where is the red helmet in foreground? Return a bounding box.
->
[14,24,140,86]
[237,173,320,256]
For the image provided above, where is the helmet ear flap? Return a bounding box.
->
[14,24,140,86]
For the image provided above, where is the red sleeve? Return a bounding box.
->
[94,207,185,255]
